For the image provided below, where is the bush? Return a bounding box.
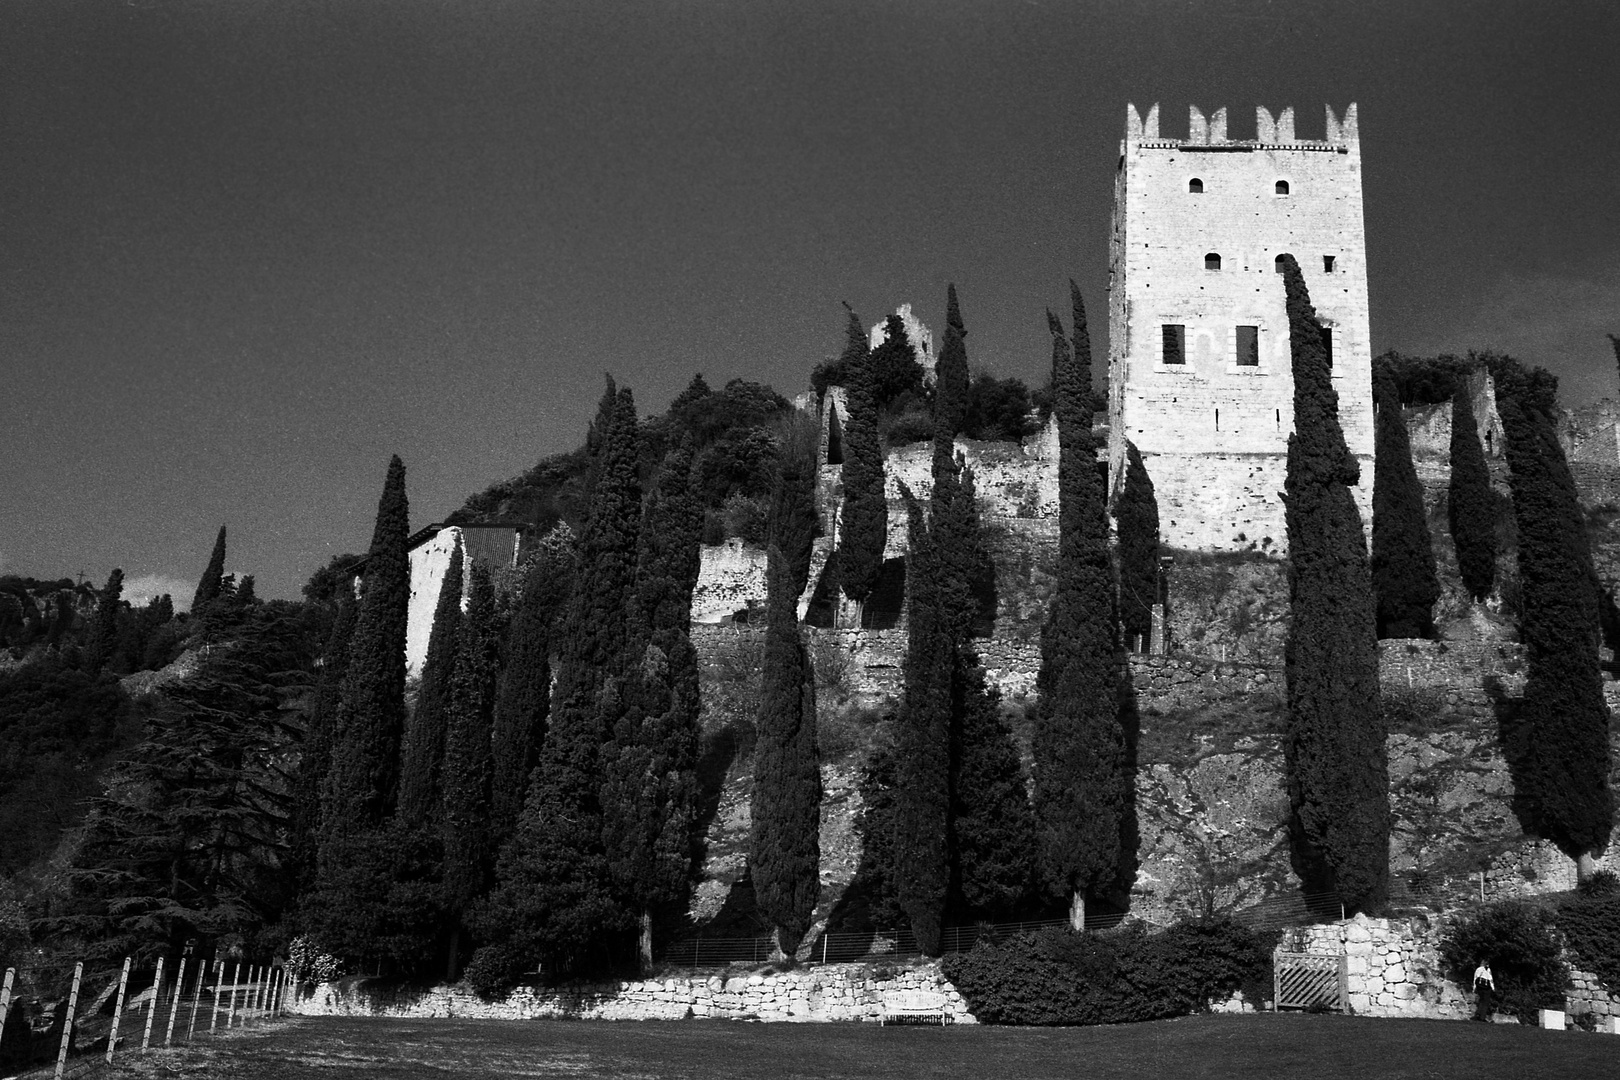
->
[1555,892,1620,996]
[941,918,1271,1025]
[1577,869,1618,899]
[1439,901,1568,1022]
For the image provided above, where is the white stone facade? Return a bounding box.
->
[1107,103,1375,553]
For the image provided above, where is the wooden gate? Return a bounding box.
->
[1274,951,1348,1012]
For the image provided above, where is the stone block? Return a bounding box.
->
[1540,1008,1566,1030]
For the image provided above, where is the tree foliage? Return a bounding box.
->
[1115,443,1159,649]
[1278,254,1388,914]
[441,564,499,942]
[935,284,970,436]
[836,309,889,606]
[1371,373,1440,638]
[1448,382,1498,602]
[191,526,228,612]
[397,538,464,825]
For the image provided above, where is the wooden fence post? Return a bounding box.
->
[187,961,204,1041]
[165,957,186,1046]
[141,957,165,1051]
[53,960,82,1080]
[105,957,132,1063]
[210,960,224,1032]
[0,967,14,1040]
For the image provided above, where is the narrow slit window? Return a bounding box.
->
[1236,325,1259,366]
[1323,255,1336,272]
[1205,252,1221,271]
[1275,180,1290,195]
[1188,178,1203,193]
[1162,324,1186,365]
[1215,408,1220,430]
[1318,325,1333,368]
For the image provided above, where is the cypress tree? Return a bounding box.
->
[749,544,822,958]
[1371,373,1440,638]
[935,284,970,436]
[1278,254,1388,914]
[1072,279,1104,412]
[1115,443,1160,651]
[603,447,704,969]
[441,562,499,979]
[398,538,464,825]
[1449,380,1497,602]
[767,415,823,599]
[1494,359,1613,878]
[84,567,124,673]
[322,455,411,830]
[191,526,227,612]
[488,526,577,847]
[1032,292,1127,929]
[289,589,357,892]
[837,308,888,617]
[473,388,641,983]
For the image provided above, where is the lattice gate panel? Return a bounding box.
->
[1274,951,1347,1012]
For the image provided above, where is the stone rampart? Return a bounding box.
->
[288,963,975,1024]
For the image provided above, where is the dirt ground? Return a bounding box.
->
[99,1011,1619,1079]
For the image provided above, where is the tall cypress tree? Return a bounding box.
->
[322,455,411,830]
[1278,255,1388,914]
[473,389,641,984]
[1072,279,1104,412]
[441,562,499,979]
[1115,443,1160,651]
[602,447,704,969]
[1494,358,1613,879]
[289,590,357,893]
[1032,292,1127,929]
[191,526,227,612]
[749,544,822,958]
[1371,373,1440,638]
[767,415,823,600]
[488,526,577,847]
[84,567,124,673]
[1449,380,1497,602]
[837,309,888,618]
[398,538,464,825]
[935,284,970,436]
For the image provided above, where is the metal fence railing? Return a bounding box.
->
[0,956,288,1079]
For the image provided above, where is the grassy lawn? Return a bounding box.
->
[104,1012,1618,1079]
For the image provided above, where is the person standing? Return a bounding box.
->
[1472,958,1496,1021]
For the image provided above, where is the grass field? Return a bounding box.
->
[102,1012,1618,1079]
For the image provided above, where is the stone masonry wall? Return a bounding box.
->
[289,963,975,1024]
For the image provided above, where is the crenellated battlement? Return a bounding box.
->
[1124,103,1358,150]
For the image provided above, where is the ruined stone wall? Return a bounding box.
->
[691,539,768,624]
[1405,370,1505,463]
[1107,102,1373,554]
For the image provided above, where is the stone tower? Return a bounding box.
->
[1106,103,1374,554]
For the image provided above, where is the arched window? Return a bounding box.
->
[1275,254,1291,273]
[1205,253,1221,271]
[1275,180,1290,195]
[1188,178,1203,193]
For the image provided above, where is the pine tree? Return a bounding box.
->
[471,388,641,985]
[1493,358,1613,879]
[1032,292,1128,928]
[935,284,970,436]
[84,567,124,673]
[1278,254,1388,914]
[488,526,576,847]
[1449,380,1497,602]
[441,563,499,979]
[322,455,411,830]
[836,308,888,616]
[749,544,822,957]
[1115,443,1160,651]
[191,526,228,612]
[398,538,464,825]
[1371,372,1440,638]
[602,448,704,969]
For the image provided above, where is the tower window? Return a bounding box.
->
[1323,255,1336,272]
[1205,252,1222,271]
[1162,324,1186,365]
[1318,325,1334,368]
[1274,254,1291,273]
[1188,178,1203,193]
[1275,180,1290,195]
[1236,325,1259,366]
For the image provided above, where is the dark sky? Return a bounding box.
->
[3,0,1617,603]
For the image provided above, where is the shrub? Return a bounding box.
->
[1577,868,1618,899]
[1555,892,1620,996]
[1439,901,1567,1021]
[941,917,1271,1025]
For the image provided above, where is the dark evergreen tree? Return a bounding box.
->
[397,538,464,825]
[602,447,704,969]
[84,568,124,673]
[935,284,970,436]
[868,314,925,408]
[235,575,258,606]
[1032,293,1127,928]
[1072,279,1104,412]
[1278,254,1388,914]
[288,590,357,893]
[488,526,576,847]
[837,309,888,617]
[1448,381,1497,602]
[471,388,641,985]
[950,657,1035,919]
[749,544,822,957]
[1371,373,1440,638]
[1115,443,1160,651]
[1493,358,1613,878]
[767,415,823,599]
[191,526,227,612]
[441,563,499,979]
[320,456,411,830]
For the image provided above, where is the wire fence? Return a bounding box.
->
[0,956,288,1080]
